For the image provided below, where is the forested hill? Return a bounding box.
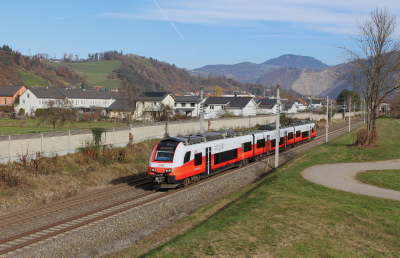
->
[0,44,263,95]
[0,45,90,87]
[193,54,329,84]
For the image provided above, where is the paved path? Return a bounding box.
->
[302,159,400,201]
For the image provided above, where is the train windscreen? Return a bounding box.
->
[154,140,179,161]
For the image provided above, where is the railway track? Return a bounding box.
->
[0,119,365,256]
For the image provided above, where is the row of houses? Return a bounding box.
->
[1,85,322,121]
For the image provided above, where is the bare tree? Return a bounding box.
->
[340,7,400,145]
[41,99,76,129]
[119,80,140,124]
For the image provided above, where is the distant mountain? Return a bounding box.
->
[256,64,351,98]
[261,54,329,69]
[193,54,329,84]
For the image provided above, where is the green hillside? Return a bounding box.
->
[18,70,49,87]
[47,60,122,88]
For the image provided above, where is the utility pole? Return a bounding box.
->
[326,93,329,142]
[275,84,281,169]
[349,98,351,132]
[309,96,313,120]
[200,86,204,133]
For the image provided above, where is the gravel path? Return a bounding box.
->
[302,159,400,201]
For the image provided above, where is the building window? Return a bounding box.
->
[23,100,25,104]
[27,94,30,98]
[191,103,195,107]
[210,106,214,109]
[174,103,177,107]
[4,98,6,105]
[154,102,156,106]
[181,103,186,107]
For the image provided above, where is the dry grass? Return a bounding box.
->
[0,139,159,216]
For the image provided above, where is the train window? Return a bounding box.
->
[183,151,191,164]
[215,149,238,165]
[296,131,301,137]
[155,150,175,161]
[302,131,309,138]
[288,132,293,140]
[271,139,276,148]
[257,139,265,149]
[241,141,252,153]
[280,137,284,145]
[194,153,202,166]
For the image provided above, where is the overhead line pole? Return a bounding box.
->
[326,93,329,142]
[200,86,204,133]
[275,84,280,169]
[349,98,351,132]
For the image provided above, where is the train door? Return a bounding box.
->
[284,131,287,149]
[205,147,211,175]
[309,127,311,140]
[266,135,270,155]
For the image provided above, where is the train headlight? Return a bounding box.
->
[151,168,156,172]
[165,169,171,173]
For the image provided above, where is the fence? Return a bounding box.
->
[0,112,361,163]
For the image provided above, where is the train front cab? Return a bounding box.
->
[148,137,185,188]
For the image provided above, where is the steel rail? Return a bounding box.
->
[0,177,148,225]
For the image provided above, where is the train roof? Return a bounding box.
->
[161,120,315,146]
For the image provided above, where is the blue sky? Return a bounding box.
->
[1,0,399,70]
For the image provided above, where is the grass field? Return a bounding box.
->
[109,118,400,257]
[18,70,49,87]
[0,117,127,135]
[358,170,400,191]
[46,60,122,88]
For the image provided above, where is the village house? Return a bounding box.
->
[257,99,282,115]
[174,96,203,117]
[18,87,117,116]
[0,85,27,106]
[203,97,258,119]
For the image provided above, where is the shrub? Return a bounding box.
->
[19,108,25,116]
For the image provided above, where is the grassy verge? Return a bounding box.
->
[0,139,159,216]
[357,170,400,191]
[0,117,127,135]
[109,117,400,257]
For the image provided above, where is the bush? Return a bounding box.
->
[35,108,45,117]
[19,108,25,116]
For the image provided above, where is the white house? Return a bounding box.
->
[203,97,258,119]
[18,87,117,115]
[283,102,298,114]
[256,99,282,115]
[293,98,308,111]
[309,99,322,109]
[135,91,176,121]
[174,96,203,117]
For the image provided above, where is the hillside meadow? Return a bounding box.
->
[109,118,400,257]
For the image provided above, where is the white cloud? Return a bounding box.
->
[100,0,400,35]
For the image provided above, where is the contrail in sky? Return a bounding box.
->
[153,0,196,52]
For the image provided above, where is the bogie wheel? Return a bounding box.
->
[183,178,191,187]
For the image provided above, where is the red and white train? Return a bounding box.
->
[148,120,316,188]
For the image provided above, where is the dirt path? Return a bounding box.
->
[302,159,400,201]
